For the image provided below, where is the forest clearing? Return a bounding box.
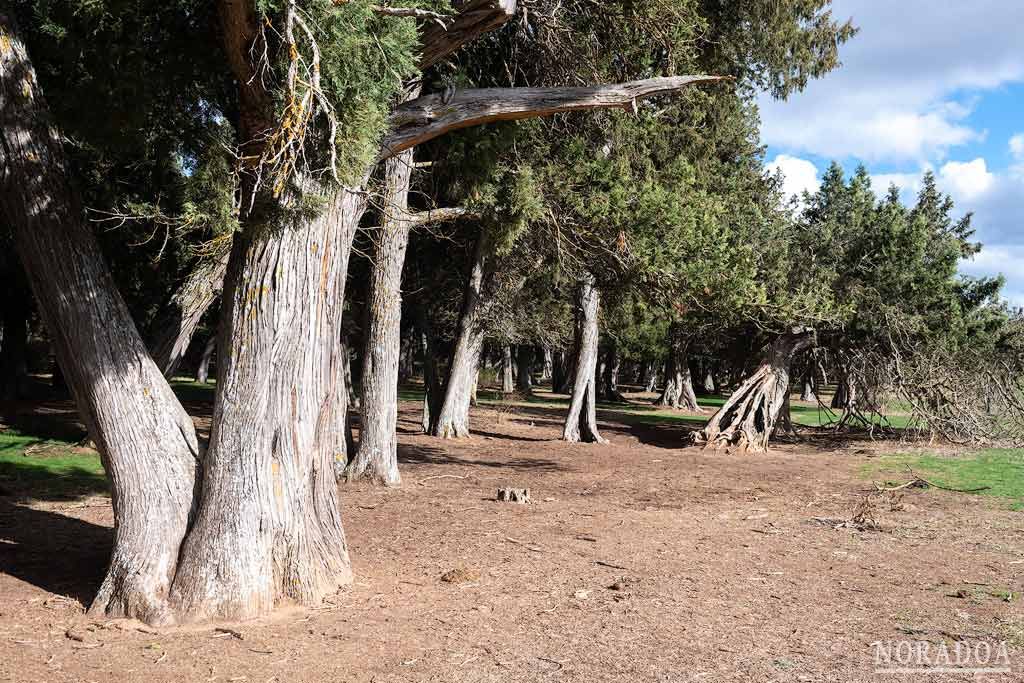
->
[2,0,1023,680]
[2,383,1023,681]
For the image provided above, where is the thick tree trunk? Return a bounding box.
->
[516,345,533,394]
[694,329,815,453]
[0,17,200,623]
[0,283,30,400]
[562,275,607,444]
[501,344,514,393]
[346,145,415,486]
[148,244,230,378]
[195,334,216,384]
[431,237,489,438]
[655,328,701,412]
[168,187,363,622]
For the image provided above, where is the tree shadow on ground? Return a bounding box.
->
[397,442,566,472]
[0,498,111,606]
[0,400,88,444]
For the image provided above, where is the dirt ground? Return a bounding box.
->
[1,395,1022,682]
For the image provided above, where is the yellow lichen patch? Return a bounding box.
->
[143,387,150,397]
[1,32,12,55]
[21,78,33,100]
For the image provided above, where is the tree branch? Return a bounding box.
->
[380,75,729,159]
[418,0,517,70]
[367,206,475,231]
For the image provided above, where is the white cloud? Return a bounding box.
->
[765,154,820,200]
[938,158,995,200]
[758,1,1024,163]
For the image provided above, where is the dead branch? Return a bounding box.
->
[380,75,729,159]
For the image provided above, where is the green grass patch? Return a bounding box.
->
[0,429,107,499]
[864,449,1024,510]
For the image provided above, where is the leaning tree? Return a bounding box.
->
[2,0,724,623]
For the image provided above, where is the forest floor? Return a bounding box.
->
[1,386,1023,682]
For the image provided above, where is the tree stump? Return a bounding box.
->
[496,487,531,504]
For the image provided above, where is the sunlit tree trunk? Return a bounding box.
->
[0,17,200,623]
[346,144,415,486]
[431,236,489,438]
[562,274,607,443]
[168,187,362,622]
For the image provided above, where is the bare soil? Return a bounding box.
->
[1,395,1022,682]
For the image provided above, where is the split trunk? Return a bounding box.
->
[694,329,815,453]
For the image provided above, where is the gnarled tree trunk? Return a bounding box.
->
[431,236,489,438]
[148,243,230,378]
[694,329,815,453]
[541,346,553,381]
[655,327,701,412]
[0,16,200,623]
[346,144,415,486]
[168,187,362,623]
[562,275,607,444]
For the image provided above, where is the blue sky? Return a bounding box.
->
[758,1,1024,305]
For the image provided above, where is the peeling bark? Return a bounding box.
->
[0,15,199,623]
[168,187,362,623]
[694,329,815,453]
[346,143,415,486]
[562,275,607,444]
[381,76,726,159]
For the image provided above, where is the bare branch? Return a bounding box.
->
[372,5,452,25]
[379,75,729,160]
[418,0,517,70]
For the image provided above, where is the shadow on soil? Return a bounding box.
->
[397,440,566,472]
[0,498,110,606]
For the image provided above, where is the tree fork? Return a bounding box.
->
[562,274,607,444]
[694,329,815,453]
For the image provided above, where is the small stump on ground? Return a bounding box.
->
[497,487,531,504]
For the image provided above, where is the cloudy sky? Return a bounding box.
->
[759,1,1023,304]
